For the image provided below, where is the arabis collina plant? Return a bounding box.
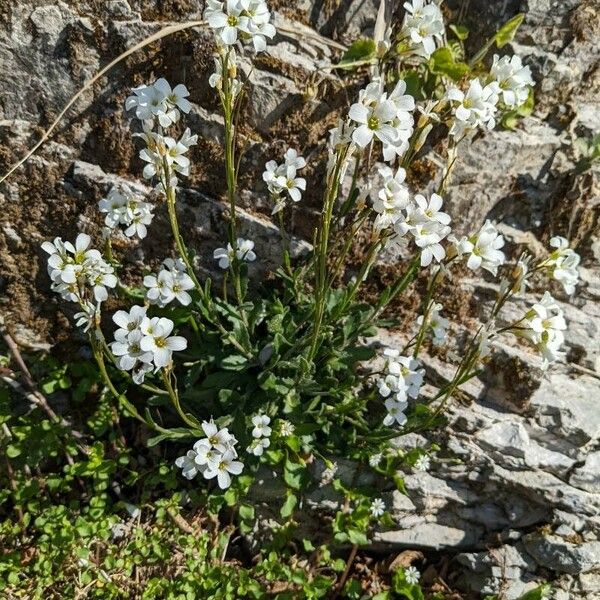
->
[41,0,581,545]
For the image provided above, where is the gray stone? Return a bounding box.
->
[570,453,600,494]
[523,533,600,575]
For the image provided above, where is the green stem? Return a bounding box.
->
[161,369,197,428]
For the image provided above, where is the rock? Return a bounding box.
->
[523,533,600,575]
[570,452,600,494]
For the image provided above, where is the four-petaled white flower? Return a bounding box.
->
[214,238,257,269]
[370,497,386,518]
[144,258,195,308]
[99,186,154,240]
[251,414,272,438]
[451,220,506,276]
[139,316,188,368]
[204,0,275,52]
[372,166,410,231]
[204,448,244,489]
[383,397,408,427]
[126,78,191,128]
[491,54,534,109]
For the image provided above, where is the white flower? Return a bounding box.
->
[279,420,295,437]
[349,79,414,159]
[175,449,203,479]
[372,166,410,230]
[452,220,506,276]
[263,150,307,210]
[383,397,408,427]
[404,566,421,585]
[519,292,567,368]
[414,454,430,471]
[446,78,499,137]
[74,301,98,332]
[203,448,244,489]
[198,420,236,454]
[144,259,195,307]
[370,497,386,518]
[111,329,153,372]
[126,78,191,128]
[417,302,449,346]
[139,316,187,368]
[542,236,580,294]
[205,0,275,51]
[42,234,117,304]
[491,54,533,108]
[112,305,148,337]
[401,0,445,58]
[251,414,272,438]
[213,238,257,269]
[369,453,382,467]
[385,351,425,399]
[412,220,451,267]
[99,186,154,239]
[246,437,270,456]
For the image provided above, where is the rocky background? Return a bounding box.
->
[0,0,599,598]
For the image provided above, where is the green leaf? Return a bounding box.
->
[429,47,470,80]
[495,13,524,48]
[239,503,255,521]
[280,493,297,518]
[517,584,551,600]
[284,459,305,490]
[449,24,469,40]
[337,38,376,70]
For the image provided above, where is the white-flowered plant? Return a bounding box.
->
[37,0,583,563]
[404,566,421,585]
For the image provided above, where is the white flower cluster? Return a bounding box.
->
[175,420,243,489]
[519,291,567,368]
[263,149,307,213]
[246,414,271,456]
[372,166,410,231]
[126,79,197,192]
[144,258,194,307]
[214,237,257,270]
[383,189,452,268]
[349,78,415,162]
[491,54,534,109]
[416,302,449,345]
[400,0,445,58]
[376,348,424,427]
[204,0,275,52]
[542,236,580,295]
[110,306,187,382]
[450,220,506,276]
[42,234,117,305]
[126,78,192,128]
[98,186,154,240]
[446,78,500,137]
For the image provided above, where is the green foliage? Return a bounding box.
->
[574,133,600,173]
[429,47,470,81]
[337,38,377,69]
[495,13,525,48]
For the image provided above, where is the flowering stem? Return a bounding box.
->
[90,336,149,427]
[161,369,197,428]
[412,264,443,358]
[308,150,345,362]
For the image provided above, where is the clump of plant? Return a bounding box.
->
[40,0,581,547]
